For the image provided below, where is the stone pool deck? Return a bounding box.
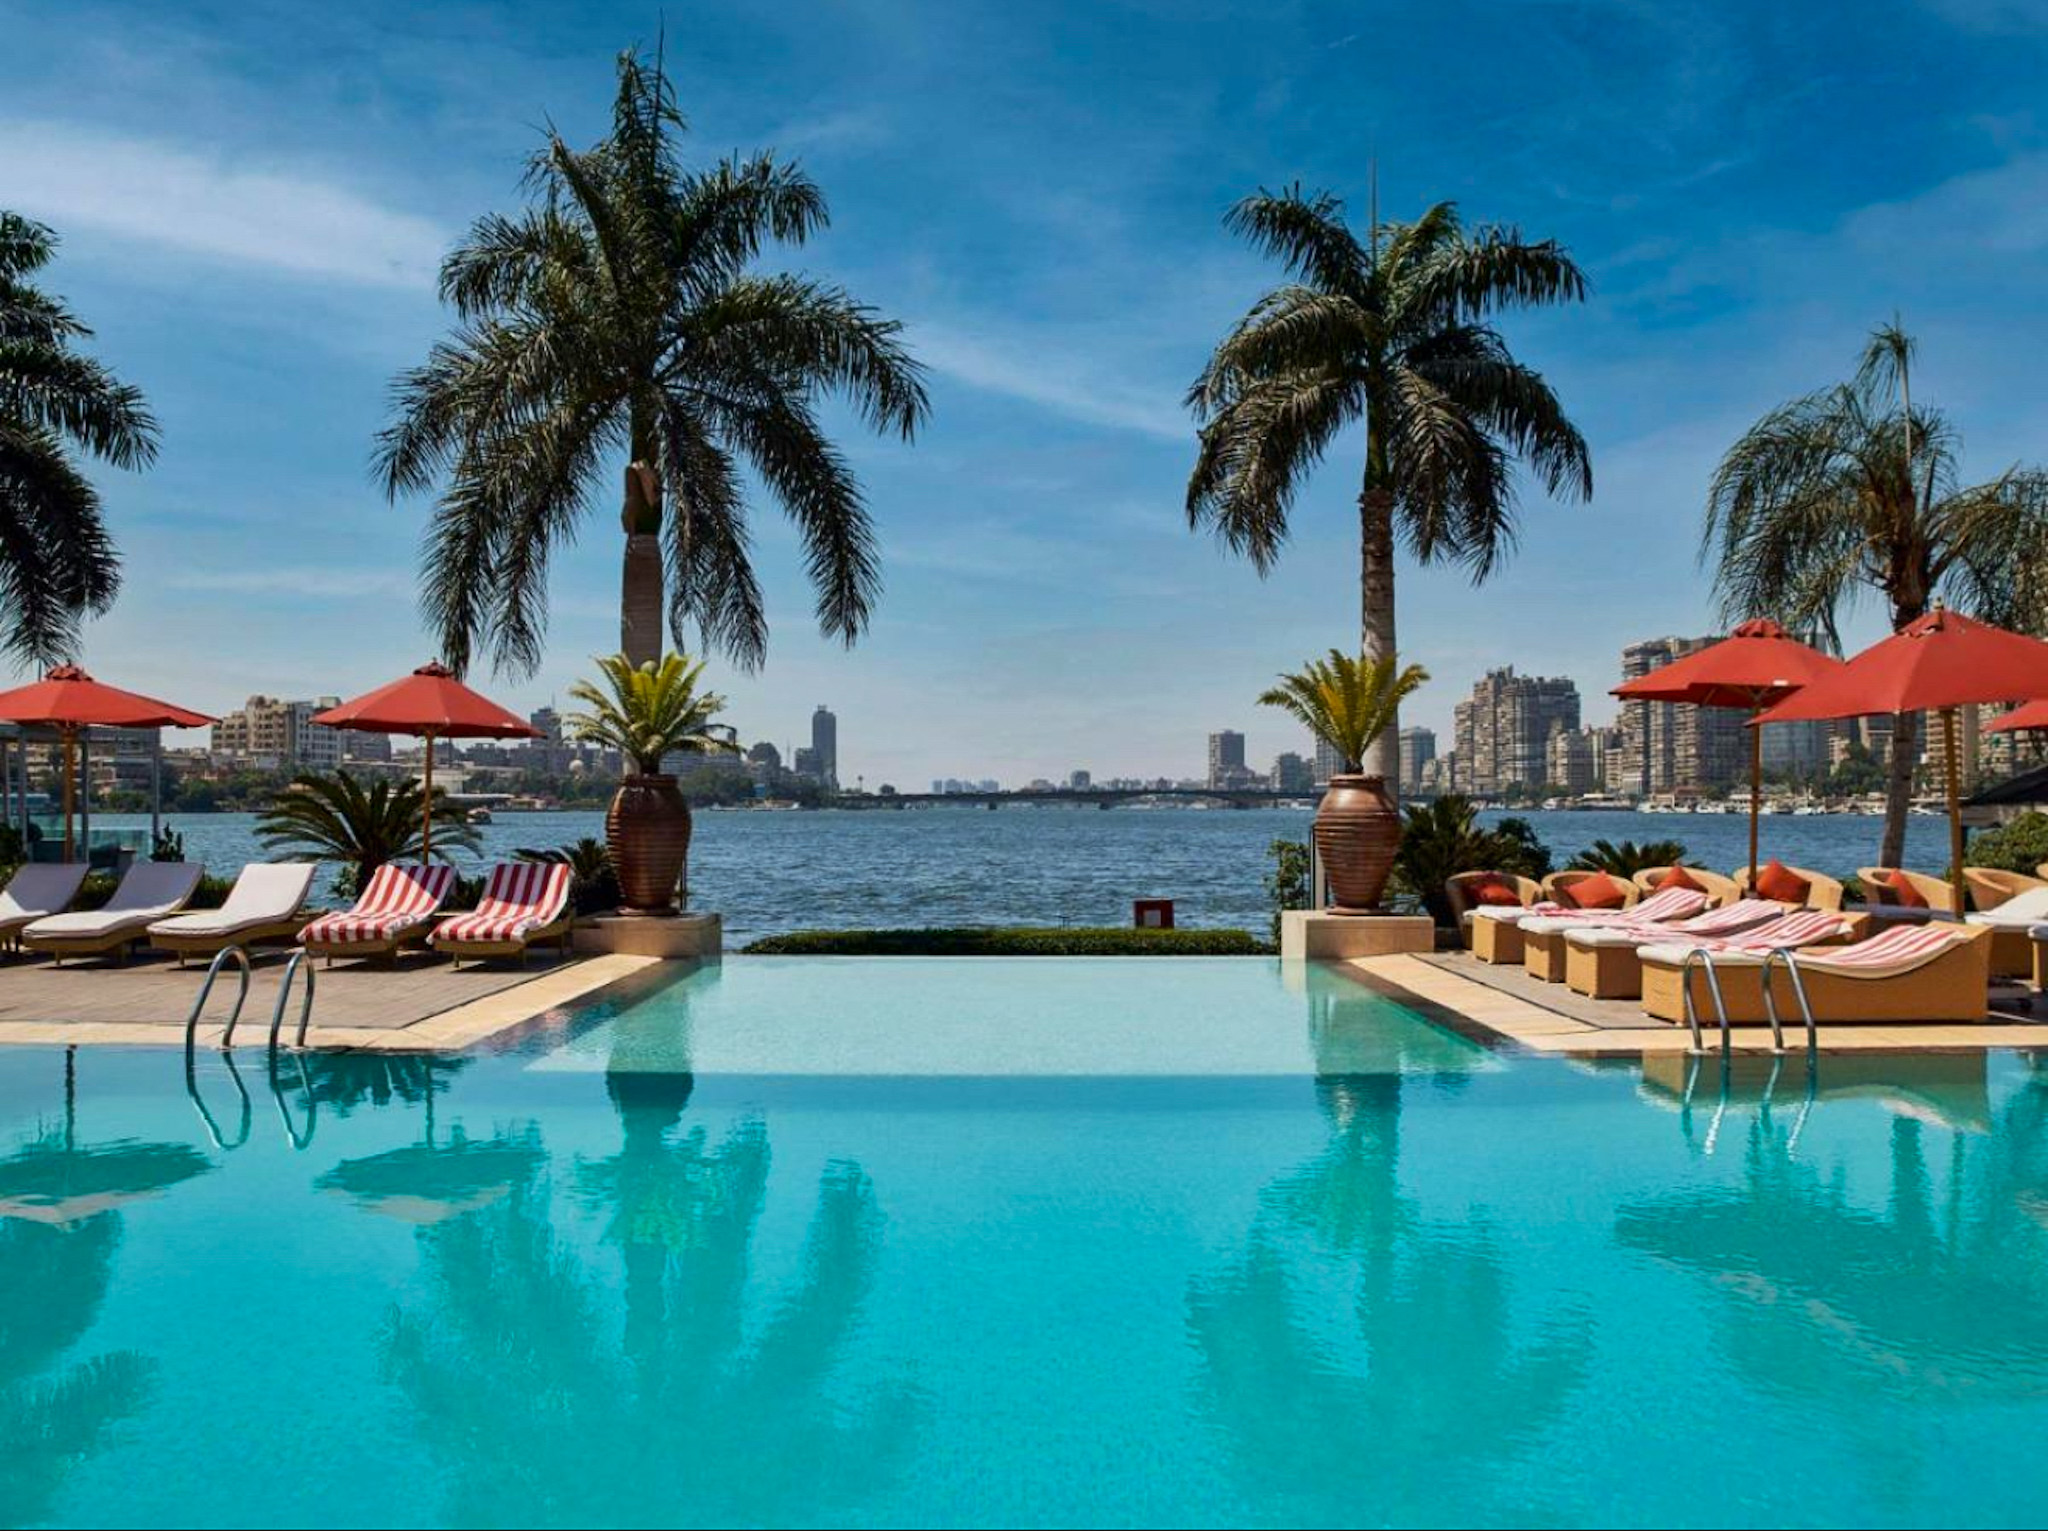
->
[0,949,660,1052]
[1356,950,2048,1054]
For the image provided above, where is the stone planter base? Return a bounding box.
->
[1280,911,1434,962]
[573,911,722,960]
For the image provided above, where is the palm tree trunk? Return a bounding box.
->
[620,457,664,671]
[1358,479,1400,788]
[1879,708,1919,868]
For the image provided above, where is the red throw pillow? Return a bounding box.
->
[1466,875,1521,907]
[1883,869,1929,909]
[1654,865,1705,893]
[1563,872,1627,910]
[1755,859,1812,904]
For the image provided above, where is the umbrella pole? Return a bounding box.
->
[422,733,434,864]
[1748,706,1763,876]
[1943,706,1966,914]
[61,728,76,863]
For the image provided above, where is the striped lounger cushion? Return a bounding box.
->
[301,863,456,946]
[432,863,572,946]
[1521,886,1708,935]
[1648,921,1962,974]
[1570,899,1783,948]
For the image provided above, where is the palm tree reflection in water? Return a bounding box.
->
[1188,970,1592,1523]
[379,1058,915,1524]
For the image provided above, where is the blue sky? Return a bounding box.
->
[5,0,2048,786]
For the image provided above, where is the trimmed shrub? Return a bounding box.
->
[1965,811,2048,875]
[742,926,1272,956]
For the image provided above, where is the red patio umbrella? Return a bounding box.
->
[1984,699,2048,736]
[1754,604,2048,912]
[1612,618,1842,874]
[0,666,215,860]
[312,663,538,860]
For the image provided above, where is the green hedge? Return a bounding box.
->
[742,926,1272,956]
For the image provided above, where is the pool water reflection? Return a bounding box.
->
[3,958,2048,1527]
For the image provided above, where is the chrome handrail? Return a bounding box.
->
[185,1048,251,1150]
[267,949,317,1053]
[184,946,253,1050]
[1758,947,1818,1056]
[1678,947,1733,1056]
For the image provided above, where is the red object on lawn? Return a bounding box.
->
[1753,604,2048,912]
[1611,619,1843,873]
[0,665,215,861]
[313,663,539,860]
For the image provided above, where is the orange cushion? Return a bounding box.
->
[1654,865,1704,893]
[1754,859,1812,904]
[1562,872,1627,910]
[1467,876,1521,907]
[1882,869,1928,909]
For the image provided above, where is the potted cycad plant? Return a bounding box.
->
[566,653,739,914]
[1259,650,1428,913]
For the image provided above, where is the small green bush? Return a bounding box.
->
[69,870,234,911]
[742,926,1272,956]
[1965,811,2048,874]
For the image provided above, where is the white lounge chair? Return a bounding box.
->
[0,864,90,954]
[1963,886,2048,977]
[148,863,316,965]
[22,862,203,964]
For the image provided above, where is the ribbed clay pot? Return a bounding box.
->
[606,773,691,914]
[1313,773,1401,913]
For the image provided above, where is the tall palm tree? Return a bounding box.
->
[1704,323,2048,866]
[0,212,158,665]
[376,49,928,677]
[1188,188,1591,789]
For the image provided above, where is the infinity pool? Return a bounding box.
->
[4,957,2048,1527]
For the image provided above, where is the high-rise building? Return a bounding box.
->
[1068,769,1092,790]
[1397,727,1436,791]
[1207,730,1248,788]
[1451,669,1579,793]
[1759,718,1828,781]
[1271,751,1315,792]
[792,746,824,781]
[1617,636,1746,796]
[1547,726,1598,795]
[1312,737,1343,785]
[211,696,343,771]
[810,705,838,788]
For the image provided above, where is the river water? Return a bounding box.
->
[68,805,1970,945]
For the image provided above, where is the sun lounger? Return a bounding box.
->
[1565,904,1854,1000]
[1963,868,2046,912]
[429,863,573,966]
[1447,872,1543,953]
[1517,885,1711,981]
[1961,885,2048,977]
[1632,867,1740,907]
[1732,863,1846,911]
[1467,871,1636,965]
[0,863,89,954]
[1638,923,1992,1026]
[299,863,456,965]
[21,862,203,963]
[147,863,316,965]
[1856,866,1958,914]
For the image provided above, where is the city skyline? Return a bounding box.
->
[5,2,2047,786]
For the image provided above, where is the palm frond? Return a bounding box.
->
[1257,649,1429,773]
[563,651,738,773]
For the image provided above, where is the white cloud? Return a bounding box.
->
[164,566,414,599]
[913,320,1189,441]
[0,119,448,288]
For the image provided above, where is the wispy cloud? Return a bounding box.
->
[913,321,1189,440]
[164,566,415,599]
[0,119,448,287]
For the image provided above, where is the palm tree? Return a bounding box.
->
[565,651,738,774]
[1188,188,1591,789]
[256,769,480,887]
[1566,837,1690,878]
[1704,323,2048,865]
[376,49,928,677]
[1257,649,1428,775]
[0,213,158,665]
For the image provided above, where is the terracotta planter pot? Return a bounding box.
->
[606,773,692,914]
[1313,773,1402,913]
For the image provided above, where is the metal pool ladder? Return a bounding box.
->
[1678,945,1818,1060]
[182,945,317,1054]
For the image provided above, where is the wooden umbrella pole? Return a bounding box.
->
[1943,706,1965,914]
[61,728,76,863]
[421,733,434,864]
[1748,705,1763,876]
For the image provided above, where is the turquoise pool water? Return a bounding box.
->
[4,957,2048,1528]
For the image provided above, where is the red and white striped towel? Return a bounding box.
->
[1717,909,1848,951]
[1530,886,1707,924]
[431,863,572,946]
[300,863,456,946]
[1799,922,1967,971]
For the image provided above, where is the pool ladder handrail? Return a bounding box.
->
[1679,944,1818,1058]
[1678,946,1734,1056]
[184,945,253,1050]
[181,945,317,1054]
[1758,946,1820,1059]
